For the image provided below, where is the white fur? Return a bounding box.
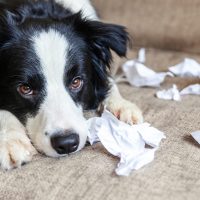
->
[0,110,36,170]
[55,0,98,20]
[26,29,88,157]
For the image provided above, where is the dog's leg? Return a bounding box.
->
[0,111,36,170]
[104,79,143,124]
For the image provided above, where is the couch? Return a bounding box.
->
[1,0,200,199]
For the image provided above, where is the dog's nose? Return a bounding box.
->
[51,132,79,154]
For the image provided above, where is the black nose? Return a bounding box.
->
[51,133,79,154]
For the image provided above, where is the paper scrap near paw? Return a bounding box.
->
[169,58,200,77]
[122,61,170,88]
[87,110,165,176]
[191,131,200,145]
[156,84,181,101]
[156,84,200,101]
[122,48,172,87]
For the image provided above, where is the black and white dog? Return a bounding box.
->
[0,0,143,170]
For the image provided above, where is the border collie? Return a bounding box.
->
[0,0,143,170]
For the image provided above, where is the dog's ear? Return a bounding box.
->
[70,13,129,68]
[85,19,129,106]
[86,20,129,107]
[69,14,130,108]
[88,21,129,65]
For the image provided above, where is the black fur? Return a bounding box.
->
[0,0,129,123]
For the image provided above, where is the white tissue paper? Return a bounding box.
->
[156,84,200,101]
[87,110,165,176]
[180,84,200,95]
[122,48,172,87]
[137,48,146,63]
[169,58,200,77]
[156,84,181,101]
[191,131,200,145]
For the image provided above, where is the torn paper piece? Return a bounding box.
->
[180,84,200,95]
[116,148,156,175]
[156,84,181,101]
[137,48,146,63]
[191,131,200,145]
[156,84,200,101]
[169,58,200,77]
[122,61,171,87]
[87,110,165,176]
[119,48,172,87]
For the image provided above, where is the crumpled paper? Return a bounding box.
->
[121,49,172,87]
[156,84,200,101]
[180,84,200,95]
[87,110,165,176]
[191,131,200,145]
[137,48,146,63]
[156,84,181,101]
[169,58,200,78]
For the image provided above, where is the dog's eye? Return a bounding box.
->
[69,77,83,91]
[18,84,34,96]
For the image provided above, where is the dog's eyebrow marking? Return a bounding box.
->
[32,29,69,87]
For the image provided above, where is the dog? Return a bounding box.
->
[0,0,143,170]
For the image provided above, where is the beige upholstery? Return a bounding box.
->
[93,0,200,53]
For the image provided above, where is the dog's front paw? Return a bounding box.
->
[106,98,143,125]
[0,130,36,170]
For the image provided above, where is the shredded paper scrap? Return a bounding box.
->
[156,84,200,101]
[87,110,165,176]
[169,58,200,78]
[191,131,200,145]
[121,49,200,91]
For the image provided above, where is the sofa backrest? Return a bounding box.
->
[92,0,200,54]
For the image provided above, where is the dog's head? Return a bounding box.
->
[0,0,129,157]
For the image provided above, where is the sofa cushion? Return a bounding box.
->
[92,0,200,54]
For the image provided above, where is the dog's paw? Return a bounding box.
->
[0,130,36,170]
[106,98,143,125]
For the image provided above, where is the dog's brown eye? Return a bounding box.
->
[69,77,83,90]
[18,84,33,95]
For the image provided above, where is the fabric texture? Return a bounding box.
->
[1,0,200,200]
[93,0,200,54]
